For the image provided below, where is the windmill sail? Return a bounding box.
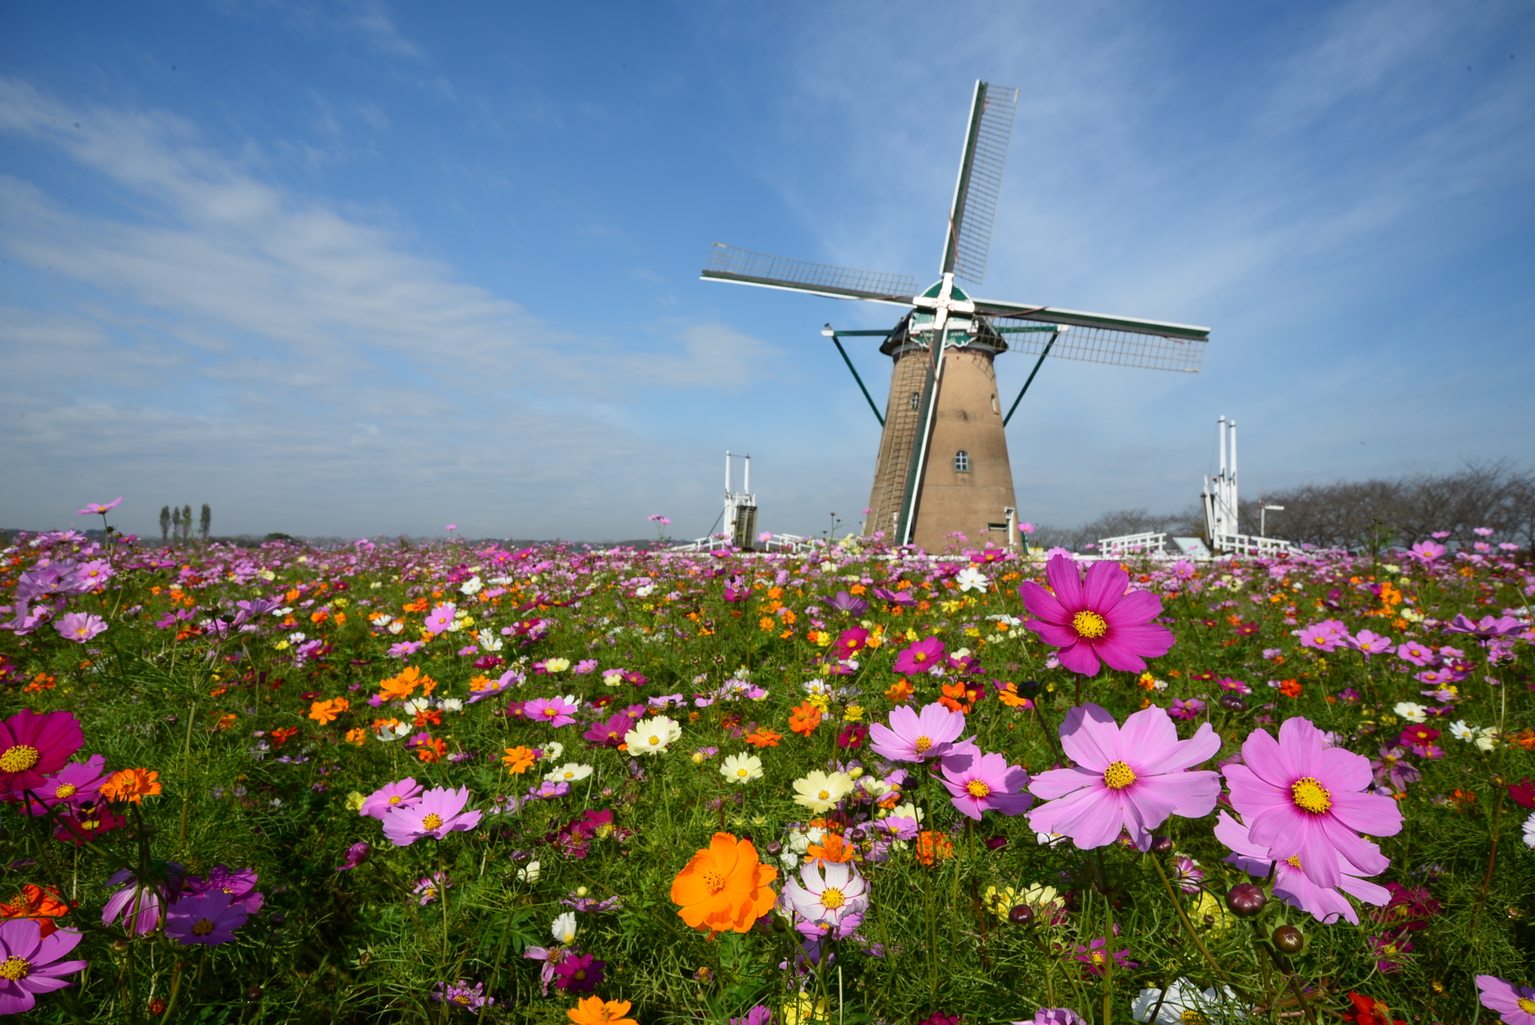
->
[978,297,1209,373]
[702,244,918,305]
[941,81,1019,286]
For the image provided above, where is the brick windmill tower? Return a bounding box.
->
[703,82,1210,552]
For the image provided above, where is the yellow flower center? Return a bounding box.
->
[1290,777,1332,814]
[817,790,831,801]
[1103,761,1137,790]
[966,780,991,798]
[700,868,726,894]
[914,736,932,753]
[1180,1012,1208,1025]
[0,745,40,773]
[192,919,215,936]
[648,735,661,746]
[820,888,845,910]
[421,813,444,830]
[55,783,77,799]
[1072,611,1109,639]
[0,956,29,981]
[388,795,403,805]
[736,769,750,778]
[1285,855,1302,869]
[1519,997,1535,1014]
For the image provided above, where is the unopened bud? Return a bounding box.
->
[1007,904,1035,926]
[1219,694,1247,713]
[1149,835,1174,854]
[1272,924,1304,953]
[1226,883,1267,917]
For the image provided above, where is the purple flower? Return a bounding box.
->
[1072,937,1135,977]
[335,842,371,871]
[0,918,88,1015]
[1222,716,1402,890]
[433,980,494,1011]
[19,754,107,815]
[1,710,84,794]
[381,786,482,846]
[892,636,946,675]
[731,1006,774,1025]
[1168,698,1205,721]
[1370,748,1421,792]
[1445,613,1524,639]
[1215,811,1389,924]
[1017,554,1173,675]
[53,612,108,643]
[1408,540,1446,562]
[1026,703,1221,851]
[827,590,870,615]
[868,702,965,763]
[182,865,264,913]
[1297,619,1347,652]
[102,862,185,935]
[413,872,451,905]
[359,778,424,820]
[1016,1012,1085,1025]
[1474,975,1535,1025]
[1343,630,1393,658]
[938,742,1032,820]
[584,712,636,749]
[424,603,458,635]
[165,890,249,945]
[552,952,606,993]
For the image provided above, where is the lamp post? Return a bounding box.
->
[1261,504,1285,538]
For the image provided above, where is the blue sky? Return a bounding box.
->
[2,1,1532,542]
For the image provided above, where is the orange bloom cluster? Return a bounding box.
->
[742,727,782,748]
[915,830,955,866]
[413,736,447,763]
[883,679,914,705]
[804,831,855,865]
[379,666,436,702]
[938,680,982,714]
[0,884,74,938]
[100,768,161,804]
[308,696,350,724]
[788,701,823,737]
[670,833,778,934]
[567,996,638,1025]
[995,682,1031,709]
[1278,679,1303,698]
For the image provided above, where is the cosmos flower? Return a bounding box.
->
[102,862,185,936]
[670,833,778,934]
[791,770,855,813]
[1214,811,1389,924]
[1129,978,1239,1023]
[938,742,1032,821]
[75,497,122,515]
[868,702,965,763]
[781,860,869,935]
[381,786,482,846]
[1017,554,1173,675]
[624,715,682,756]
[0,918,88,1015]
[553,953,605,993]
[892,636,946,675]
[1476,975,1535,1024]
[720,752,764,785]
[53,613,108,644]
[334,842,372,871]
[433,980,494,1011]
[1027,703,1221,851]
[583,713,636,748]
[1222,716,1402,889]
[17,754,108,815]
[0,710,84,794]
[525,696,581,728]
[164,891,249,946]
[567,996,639,1025]
[359,778,424,820]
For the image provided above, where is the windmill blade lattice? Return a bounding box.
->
[943,82,1019,286]
[702,244,918,304]
[994,319,1209,374]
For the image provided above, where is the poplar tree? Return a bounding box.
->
[160,506,172,543]
[182,505,193,541]
[200,503,211,541]
[171,507,183,542]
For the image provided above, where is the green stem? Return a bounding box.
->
[1149,853,1233,986]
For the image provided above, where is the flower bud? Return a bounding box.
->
[1017,679,1042,697]
[1219,694,1247,713]
[1007,904,1035,926]
[1226,883,1267,917]
[1272,924,1304,953]
[1149,835,1174,854]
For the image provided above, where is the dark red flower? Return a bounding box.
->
[0,710,83,794]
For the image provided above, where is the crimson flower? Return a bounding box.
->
[892,637,945,675]
[1017,554,1173,675]
[0,711,84,794]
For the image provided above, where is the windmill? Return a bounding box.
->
[702,81,1211,552]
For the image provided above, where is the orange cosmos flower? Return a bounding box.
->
[915,830,955,866]
[937,681,974,714]
[379,665,431,701]
[742,727,782,749]
[0,884,74,938]
[670,832,778,934]
[883,679,914,704]
[502,746,536,774]
[308,697,350,724]
[804,831,855,865]
[270,726,300,746]
[567,996,638,1025]
[100,768,162,804]
[788,701,822,737]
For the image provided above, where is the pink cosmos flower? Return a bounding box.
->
[1343,630,1392,658]
[75,497,123,515]
[1017,554,1173,675]
[868,702,965,763]
[781,860,869,936]
[1214,811,1389,924]
[1445,613,1524,639]
[381,785,482,846]
[0,918,88,1015]
[1222,717,1402,890]
[1026,703,1221,851]
[359,778,424,820]
[102,863,186,935]
[938,741,1032,821]
[424,603,458,635]
[1407,540,1445,562]
[54,612,108,644]
[524,696,580,728]
[892,636,946,675]
[165,890,249,945]
[19,754,107,815]
[0,710,84,794]
[335,842,372,871]
[1474,975,1535,1025]
[1297,619,1347,652]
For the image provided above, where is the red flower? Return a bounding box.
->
[1341,992,1404,1025]
[0,710,83,794]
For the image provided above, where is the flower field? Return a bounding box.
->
[2,508,1533,1024]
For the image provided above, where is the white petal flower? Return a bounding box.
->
[954,566,989,593]
[544,762,593,783]
[624,715,682,756]
[551,912,577,945]
[719,752,763,784]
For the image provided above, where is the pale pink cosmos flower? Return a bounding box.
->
[938,740,1032,821]
[1026,703,1221,851]
[75,498,122,515]
[1222,717,1402,890]
[1474,975,1535,1025]
[1017,554,1173,675]
[868,702,965,763]
[1214,811,1389,924]
[359,778,424,820]
[381,786,482,846]
[423,603,458,635]
[54,612,107,644]
[780,860,869,936]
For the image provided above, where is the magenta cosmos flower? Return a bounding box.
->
[892,636,946,675]
[868,702,965,763]
[165,891,249,945]
[0,710,84,794]
[1027,703,1221,851]
[1214,811,1389,925]
[523,696,580,728]
[54,612,108,644]
[381,785,482,846]
[939,741,1033,821]
[1475,975,1535,1024]
[20,753,107,815]
[1222,717,1402,890]
[359,777,424,820]
[0,918,88,1015]
[1017,554,1173,675]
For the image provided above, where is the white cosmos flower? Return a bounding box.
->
[1523,811,1535,850]
[438,698,463,713]
[792,770,855,813]
[719,752,764,785]
[1475,727,1500,752]
[1131,977,1240,1023]
[388,621,405,635]
[477,629,504,652]
[460,576,483,595]
[1449,720,1477,742]
[544,762,593,784]
[551,912,578,945]
[954,566,989,593]
[624,715,682,756]
[1393,701,1428,723]
[517,860,541,883]
[541,741,565,762]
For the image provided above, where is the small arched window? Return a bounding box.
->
[909,391,921,410]
[954,450,970,472]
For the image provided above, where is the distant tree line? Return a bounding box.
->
[160,504,212,544]
[1028,459,1535,554]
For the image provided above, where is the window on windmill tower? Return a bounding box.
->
[991,393,999,414]
[954,450,970,472]
[910,391,921,410]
